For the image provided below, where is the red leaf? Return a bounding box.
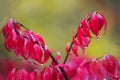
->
[7,68,16,80]
[72,44,78,56]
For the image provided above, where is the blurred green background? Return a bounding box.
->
[0,0,120,61]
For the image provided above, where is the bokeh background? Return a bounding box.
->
[0,0,120,62]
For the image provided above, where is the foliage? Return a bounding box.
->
[1,11,120,80]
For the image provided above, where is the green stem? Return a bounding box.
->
[63,33,77,64]
[59,67,69,80]
[63,42,74,64]
[63,17,90,64]
[50,52,59,64]
[17,22,69,80]
[18,22,30,30]
[50,52,69,80]
[84,56,103,66]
